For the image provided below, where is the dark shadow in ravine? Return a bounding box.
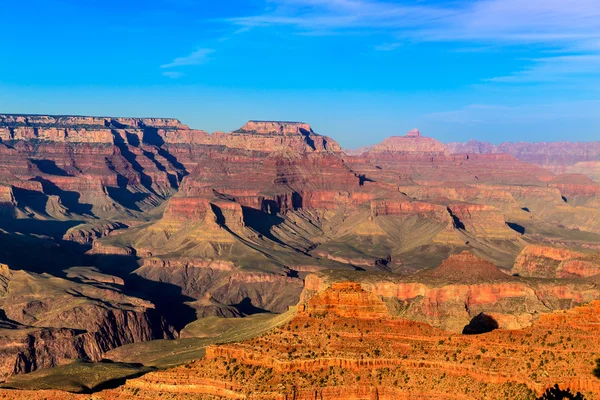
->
[462,313,499,335]
[0,218,83,241]
[233,297,270,316]
[507,222,526,235]
[110,129,156,195]
[87,369,155,393]
[30,177,95,216]
[30,159,71,176]
[241,206,287,247]
[10,187,50,216]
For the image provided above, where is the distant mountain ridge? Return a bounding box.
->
[345,133,600,181]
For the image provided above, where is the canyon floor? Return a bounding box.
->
[0,115,599,398]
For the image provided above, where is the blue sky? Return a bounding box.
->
[0,0,599,147]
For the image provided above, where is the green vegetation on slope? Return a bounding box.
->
[105,308,297,368]
[0,360,153,393]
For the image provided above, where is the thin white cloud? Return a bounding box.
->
[162,71,185,79]
[374,42,402,51]
[161,48,215,69]
[234,0,600,45]
[231,0,600,83]
[488,55,600,83]
[426,101,600,125]
[230,0,453,31]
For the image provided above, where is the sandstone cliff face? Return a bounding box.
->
[513,245,600,278]
[298,282,390,319]
[548,174,600,207]
[303,252,600,333]
[0,115,188,219]
[238,121,313,136]
[446,203,516,239]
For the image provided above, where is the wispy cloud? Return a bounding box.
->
[231,0,600,83]
[426,101,600,125]
[162,71,185,79]
[230,0,453,32]
[160,48,215,69]
[233,0,600,44]
[374,42,402,52]
[487,54,600,83]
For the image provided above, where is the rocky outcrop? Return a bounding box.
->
[187,293,243,319]
[303,252,600,332]
[237,121,312,135]
[419,250,509,282]
[369,129,448,154]
[298,282,389,319]
[548,174,600,201]
[370,199,448,220]
[0,264,174,379]
[446,203,516,239]
[513,245,600,278]
[62,222,128,245]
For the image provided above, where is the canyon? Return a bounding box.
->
[0,114,599,398]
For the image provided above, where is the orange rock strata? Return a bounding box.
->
[513,245,600,278]
[28,281,597,400]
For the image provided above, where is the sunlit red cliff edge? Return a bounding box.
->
[0,114,599,398]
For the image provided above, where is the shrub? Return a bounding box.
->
[538,384,586,400]
[593,358,600,379]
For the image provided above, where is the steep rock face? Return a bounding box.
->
[303,252,600,333]
[397,183,519,210]
[62,222,128,245]
[0,326,99,378]
[298,281,389,319]
[446,203,516,239]
[0,185,15,218]
[238,121,312,135]
[0,115,189,219]
[0,115,343,223]
[548,174,600,204]
[370,199,449,221]
[0,264,174,379]
[115,130,361,311]
[349,134,600,236]
[513,245,600,278]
